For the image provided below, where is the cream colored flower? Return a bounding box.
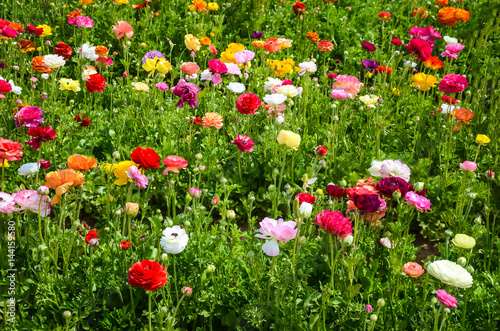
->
[277,130,301,150]
[131,82,149,93]
[452,234,476,249]
[359,95,379,107]
[427,260,473,288]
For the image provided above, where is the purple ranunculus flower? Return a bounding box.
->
[171,79,201,109]
[0,62,6,69]
[353,194,381,214]
[361,41,376,52]
[375,177,409,198]
[15,106,44,128]
[252,31,263,39]
[361,58,380,72]
[141,50,166,64]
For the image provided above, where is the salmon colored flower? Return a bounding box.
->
[202,112,223,129]
[181,62,200,75]
[162,155,188,175]
[68,155,97,171]
[44,169,85,204]
[0,138,23,163]
[402,262,425,278]
[317,40,334,52]
[112,21,133,39]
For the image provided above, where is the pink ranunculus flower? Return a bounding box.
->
[162,155,188,174]
[112,21,134,39]
[404,191,431,212]
[15,106,44,128]
[460,161,477,172]
[439,74,468,94]
[188,187,201,198]
[255,217,298,256]
[436,289,457,308]
[13,189,51,217]
[208,59,227,74]
[75,16,94,28]
[368,159,411,182]
[155,82,169,91]
[446,43,464,53]
[225,63,242,76]
[331,75,363,99]
[331,89,349,99]
[0,192,16,213]
[126,165,148,189]
[232,135,255,152]
[441,50,458,60]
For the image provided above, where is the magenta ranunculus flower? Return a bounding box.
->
[15,106,44,128]
[188,187,201,198]
[331,89,349,99]
[405,38,432,61]
[439,74,469,94]
[460,161,477,172]
[404,191,431,212]
[171,79,201,109]
[255,217,298,256]
[315,210,352,239]
[442,43,464,59]
[232,135,255,152]
[126,165,148,189]
[75,16,94,28]
[208,59,228,74]
[407,26,441,47]
[436,289,457,308]
[361,41,376,52]
[155,82,169,91]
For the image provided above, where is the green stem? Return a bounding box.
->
[148,291,153,331]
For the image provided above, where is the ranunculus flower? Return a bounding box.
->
[18,162,39,178]
[361,58,380,72]
[296,192,315,205]
[86,73,106,93]
[27,24,44,36]
[317,40,334,52]
[0,79,12,94]
[368,159,411,182]
[436,290,457,308]
[361,41,376,52]
[202,112,223,129]
[162,155,188,174]
[404,191,431,212]
[405,38,432,61]
[67,154,97,171]
[459,161,477,172]
[160,225,189,254]
[315,145,328,157]
[439,74,468,94]
[352,193,381,214]
[120,240,132,250]
[255,217,298,256]
[391,37,402,46]
[277,130,301,150]
[113,21,133,39]
[292,1,305,16]
[252,31,263,39]
[232,135,255,152]
[126,165,148,189]
[402,262,425,278]
[44,169,85,205]
[171,80,201,109]
[452,234,476,249]
[26,126,57,150]
[378,11,391,21]
[188,187,201,198]
[475,134,490,146]
[85,230,98,244]
[181,62,200,75]
[130,147,160,169]
[39,159,51,169]
[53,42,73,60]
[236,93,261,115]
[208,59,227,74]
[184,34,201,52]
[326,184,346,199]
[375,177,409,198]
[128,260,168,291]
[227,82,246,94]
[15,106,44,128]
[74,114,90,126]
[315,210,352,239]
[0,138,23,163]
[331,75,363,98]
[428,260,473,288]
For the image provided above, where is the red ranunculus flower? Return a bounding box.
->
[236,93,261,115]
[86,73,106,93]
[85,229,98,244]
[378,11,391,21]
[74,114,90,127]
[0,79,12,93]
[27,24,44,36]
[53,41,73,60]
[293,1,305,16]
[375,177,409,198]
[128,260,168,291]
[326,184,346,199]
[441,95,460,105]
[130,147,160,169]
[232,135,255,152]
[39,159,51,169]
[405,38,432,61]
[315,145,328,157]
[120,240,133,250]
[361,41,376,52]
[0,138,23,162]
[391,37,402,46]
[190,117,202,125]
[296,192,316,205]
[26,126,57,150]
[315,210,352,238]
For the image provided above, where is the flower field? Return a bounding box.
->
[1,0,500,329]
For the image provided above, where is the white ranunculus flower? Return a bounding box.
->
[42,54,66,69]
[277,85,299,98]
[227,82,245,94]
[263,93,287,105]
[41,73,50,80]
[444,36,458,45]
[18,163,40,178]
[82,68,97,81]
[200,69,213,81]
[9,80,22,95]
[78,43,99,61]
[298,61,317,75]
[440,103,459,114]
[299,202,313,219]
[160,225,189,254]
[379,160,411,182]
[264,77,283,91]
[404,61,417,68]
[367,160,384,177]
[428,260,473,288]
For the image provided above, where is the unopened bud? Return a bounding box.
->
[457,257,466,266]
[182,287,193,296]
[206,265,215,273]
[377,299,385,307]
[370,314,378,322]
[63,311,72,319]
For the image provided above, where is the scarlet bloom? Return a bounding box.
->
[86,73,106,92]
[0,138,23,163]
[391,37,402,46]
[232,135,255,152]
[405,38,432,61]
[190,117,202,125]
[317,40,333,52]
[326,185,346,199]
[0,80,12,93]
[378,11,391,21]
[162,155,188,174]
[441,95,460,105]
[423,56,444,70]
[68,155,97,171]
[315,210,352,239]
[292,1,305,16]
[373,66,392,75]
[26,126,57,150]
[361,41,376,52]
[375,177,409,198]
[128,260,168,291]
[130,147,160,169]
[85,230,98,244]
[27,24,44,36]
[74,114,90,127]
[53,41,73,60]
[315,145,328,157]
[120,240,133,251]
[296,192,316,205]
[236,93,261,115]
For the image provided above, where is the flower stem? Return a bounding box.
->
[148,291,153,331]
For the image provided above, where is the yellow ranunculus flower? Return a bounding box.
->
[392,88,401,96]
[220,43,245,64]
[59,78,81,92]
[37,24,52,37]
[184,34,201,52]
[142,58,171,76]
[359,95,379,106]
[142,58,157,72]
[132,82,149,93]
[411,73,437,91]
[207,2,219,10]
[452,234,476,249]
[0,159,9,167]
[114,0,128,4]
[277,130,301,150]
[475,134,490,146]
[156,58,172,74]
[111,161,140,186]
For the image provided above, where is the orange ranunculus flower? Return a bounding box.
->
[306,31,319,44]
[423,56,444,70]
[437,7,458,26]
[44,169,85,205]
[412,7,428,18]
[202,112,223,129]
[79,0,94,5]
[67,10,82,19]
[200,37,211,46]
[252,40,265,48]
[8,21,24,32]
[31,56,53,73]
[453,108,475,125]
[13,103,30,115]
[436,0,448,5]
[68,155,98,171]
[453,8,470,23]
[95,45,109,57]
[18,39,36,53]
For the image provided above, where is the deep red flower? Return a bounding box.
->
[85,229,98,244]
[39,159,51,170]
[53,41,73,60]
[27,24,44,36]
[236,93,261,115]
[26,126,57,150]
[128,260,168,291]
[296,192,316,205]
[120,240,133,251]
[315,145,328,157]
[375,177,409,198]
[352,193,381,213]
[130,147,160,169]
[293,1,305,16]
[391,37,403,46]
[0,80,12,93]
[86,73,107,93]
[315,210,352,238]
[361,41,376,52]
[441,95,460,105]
[190,117,202,125]
[405,38,432,61]
[326,184,346,199]
[74,114,90,127]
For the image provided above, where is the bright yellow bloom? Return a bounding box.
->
[220,43,245,64]
[59,78,81,92]
[111,161,139,186]
[392,88,401,96]
[132,82,149,93]
[267,59,295,78]
[114,0,128,4]
[0,159,9,167]
[411,73,437,91]
[142,57,172,76]
[207,2,219,10]
[36,25,52,37]
[79,0,93,4]
[156,59,172,74]
[475,134,490,146]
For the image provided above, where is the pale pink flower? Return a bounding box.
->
[0,192,16,213]
[436,289,457,308]
[404,191,431,212]
[331,89,349,99]
[255,217,298,256]
[113,21,134,39]
[126,165,148,189]
[460,161,477,172]
[331,75,363,99]
[380,237,395,248]
[13,190,51,217]
[225,63,242,75]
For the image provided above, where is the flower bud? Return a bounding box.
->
[212,197,219,205]
[486,170,495,179]
[467,193,476,200]
[195,153,203,160]
[343,235,354,246]
[457,257,466,266]
[220,177,227,184]
[377,299,385,307]
[392,190,401,199]
[299,236,307,246]
[414,182,424,192]
[37,186,50,195]
[89,238,99,247]
[444,308,450,314]
[125,202,139,217]
[370,314,378,322]
[431,297,438,304]
[299,202,312,219]
[319,160,326,167]
[444,229,453,238]
[340,179,347,187]
[227,210,235,219]
[284,184,291,191]
[268,185,275,192]
[249,194,255,201]
[247,251,255,258]
[206,265,216,273]
[161,253,168,261]
[466,265,474,273]
[63,311,72,319]
[474,216,482,225]
[112,151,120,159]
[182,287,193,296]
